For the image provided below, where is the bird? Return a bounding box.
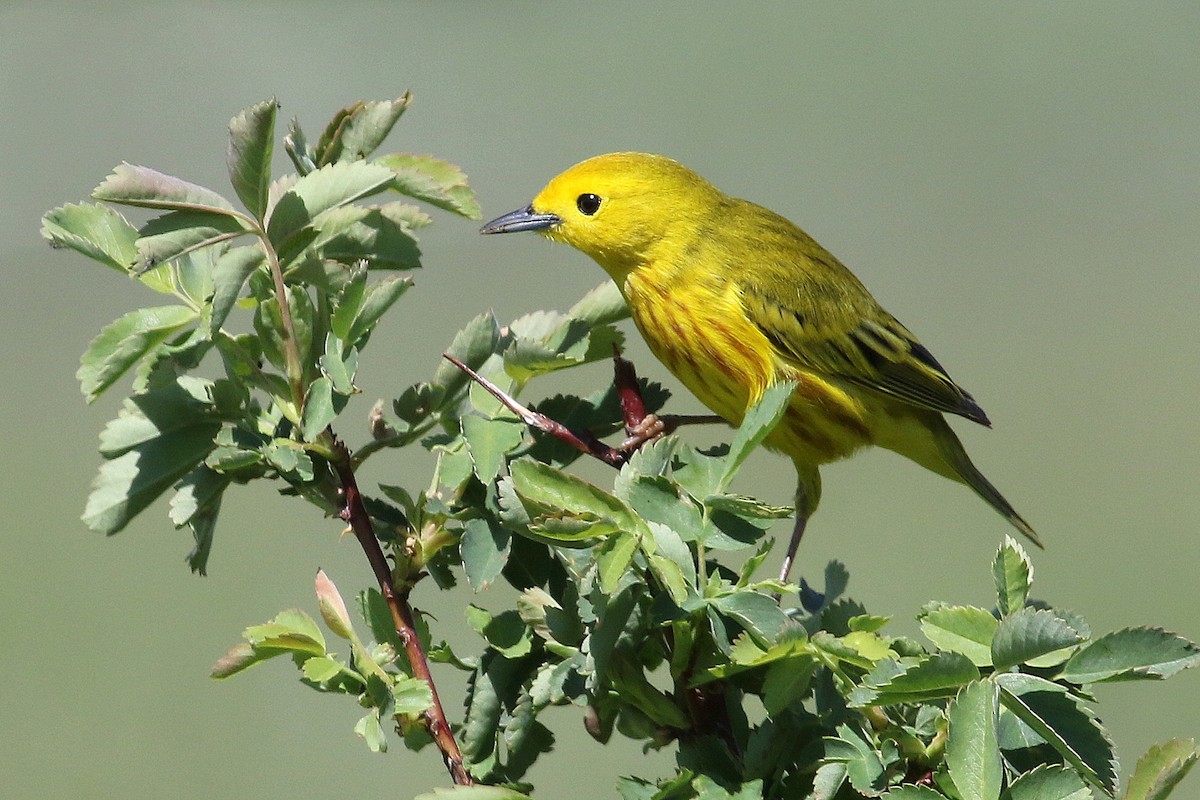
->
[480,152,1039,582]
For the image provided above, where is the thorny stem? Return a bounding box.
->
[329,436,472,786]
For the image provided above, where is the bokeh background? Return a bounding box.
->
[2,4,1196,797]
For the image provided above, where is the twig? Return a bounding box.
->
[329,436,472,786]
[441,351,724,469]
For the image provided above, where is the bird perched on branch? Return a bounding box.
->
[480,152,1039,582]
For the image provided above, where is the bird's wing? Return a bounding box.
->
[737,258,991,426]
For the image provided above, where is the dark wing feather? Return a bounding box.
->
[738,268,990,426]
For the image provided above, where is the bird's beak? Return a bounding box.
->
[479,205,561,235]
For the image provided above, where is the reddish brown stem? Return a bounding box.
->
[442,352,724,470]
[330,437,472,786]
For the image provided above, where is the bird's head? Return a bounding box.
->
[480,152,723,281]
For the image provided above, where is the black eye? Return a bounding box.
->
[576,193,601,215]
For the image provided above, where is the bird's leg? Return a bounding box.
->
[442,354,628,467]
[612,349,724,453]
[777,512,808,584]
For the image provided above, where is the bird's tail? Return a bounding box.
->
[933,417,1041,547]
[881,411,1041,547]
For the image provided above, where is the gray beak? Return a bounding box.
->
[480,205,562,234]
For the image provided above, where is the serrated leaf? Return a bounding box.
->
[568,280,629,325]
[265,160,396,246]
[461,517,510,590]
[309,201,424,269]
[392,675,435,716]
[173,468,227,575]
[133,210,248,273]
[433,311,502,396]
[1059,627,1200,684]
[946,680,1002,800]
[226,98,277,219]
[41,202,138,271]
[301,655,344,683]
[995,535,1034,616]
[880,787,945,799]
[78,305,199,401]
[93,163,237,215]
[508,457,647,538]
[244,608,326,656]
[996,672,1118,794]
[377,152,481,219]
[823,724,888,796]
[711,591,790,647]
[1007,764,1092,800]
[849,652,980,707]
[992,608,1085,671]
[354,709,387,752]
[596,532,639,593]
[461,415,524,485]
[1123,739,1198,800]
[315,569,355,640]
[301,377,336,442]
[209,245,264,333]
[318,94,410,164]
[919,604,998,667]
[719,380,796,489]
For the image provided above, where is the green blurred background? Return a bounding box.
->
[2,3,1196,797]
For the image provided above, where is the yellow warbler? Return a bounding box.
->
[481,152,1038,579]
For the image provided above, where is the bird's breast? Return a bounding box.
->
[622,268,874,466]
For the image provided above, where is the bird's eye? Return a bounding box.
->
[576,193,602,216]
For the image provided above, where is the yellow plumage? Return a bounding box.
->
[481,152,1038,577]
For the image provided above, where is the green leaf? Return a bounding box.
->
[41,202,138,271]
[711,591,790,647]
[300,655,344,683]
[466,605,532,659]
[596,533,639,593]
[880,787,945,799]
[377,152,481,219]
[354,708,387,753]
[461,416,524,485]
[1123,739,1198,800]
[1058,627,1200,684]
[920,604,998,667]
[85,379,221,534]
[996,672,1118,794]
[461,517,510,590]
[508,457,647,537]
[991,608,1085,671]
[823,723,888,796]
[849,652,980,707]
[265,160,396,247]
[946,680,1002,800]
[209,246,264,334]
[78,305,199,402]
[171,468,227,575]
[994,535,1034,617]
[300,377,336,442]
[392,675,435,717]
[568,280,630,326]
[244,608,327,656]
[226,98,277,219]
[309,202,424,269]
[1007,765,1092,800]
[317,94,411,164]
[433,311,502,397]
[315,569,355,640]
[93,163,238,215]
[348,273,412,345]
[719,380,795,489]
[135,210,248,273]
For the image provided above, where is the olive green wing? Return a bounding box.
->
[737,262,991,426]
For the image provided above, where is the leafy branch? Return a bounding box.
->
[45,96,1200,800]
